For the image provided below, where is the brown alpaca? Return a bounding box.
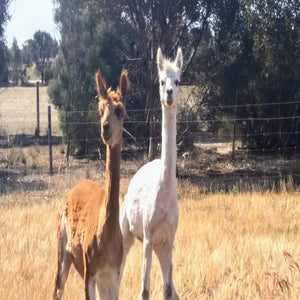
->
[53,70,129,300]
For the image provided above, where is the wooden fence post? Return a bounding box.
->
[48,105,53,175]
[232,91,238,160]
[35,81,40,137]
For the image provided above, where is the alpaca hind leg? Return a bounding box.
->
[154,242,180,300]
[53,217,72,300]
[139,240,153,300]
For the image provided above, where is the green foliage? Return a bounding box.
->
[5,31,58,85]
[31,31,58,84]
[21,39,35,66]
[9,38,22,85]
[0,40,8,85]
[0,0,11,86]
[49,0,131,157]
[48,0,300,156]
[49,0,215,157]
[201,0,300,149]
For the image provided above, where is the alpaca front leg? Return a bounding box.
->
[139,240,153,300]
[119,207,134,280]
[84,254,95,300]
[97,270,121,300]
[154,242,180,300]
[85,275,95,300]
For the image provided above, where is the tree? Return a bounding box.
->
[0,0,11,86]
[49,0,127,158]
[99,0,214,157]
[200,0,300,150]
[32,30,58,84]
[49,0,215,158]
[21,39,35,66]
[0,41,9,85]
[50,0,300,159]
[238,0,300,149]
[9,38,22,85]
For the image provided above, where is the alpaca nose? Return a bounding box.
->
[167,89,173,96]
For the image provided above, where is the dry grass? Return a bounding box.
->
[1,181,300,299]
[0,86,60,136]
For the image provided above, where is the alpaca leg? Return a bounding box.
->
[119,208,134,279]
[139,240,153,300]
[84,254,95,300]
[154,242,180,300]
[96,271,119,300]
[85,273,95,300]
[53,218,72,300]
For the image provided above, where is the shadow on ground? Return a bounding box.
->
[0,169,47,195]
[0,134,62,148]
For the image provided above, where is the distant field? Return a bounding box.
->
[0,86,60,136]
[1,87,300,299]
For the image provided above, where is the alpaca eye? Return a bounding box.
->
[115,106,123,118]
[175,80,179,86]
[161,80,165,86]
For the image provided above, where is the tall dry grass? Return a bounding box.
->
[1,181,300,299]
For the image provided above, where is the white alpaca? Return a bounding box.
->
[120,48,182,300]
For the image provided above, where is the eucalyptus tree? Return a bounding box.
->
[32,31,58,84]
[0,0,11,85]
[9,38,22,85]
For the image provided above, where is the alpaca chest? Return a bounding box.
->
[143,186,179,243]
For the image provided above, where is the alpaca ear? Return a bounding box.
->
[157,47,164,72]
[119,69,129,103]
[95,71,107,98]
[174,48,183,71]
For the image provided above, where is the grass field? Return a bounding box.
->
[0,86,60,136]
[1,87,300,299]
[1,186,300,299]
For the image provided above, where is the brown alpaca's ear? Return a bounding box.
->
[119,69,129,103]
[157,47,164,73]
[95,71,108,98]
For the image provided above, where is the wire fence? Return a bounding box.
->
[0,95,300,193]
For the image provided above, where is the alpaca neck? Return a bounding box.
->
[104,142,121,228]
[161,106,177,183]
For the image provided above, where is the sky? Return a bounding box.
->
[5,0,60,47]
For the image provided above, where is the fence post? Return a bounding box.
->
[48,105,53,175]
[35,81,40,137]
[232,91,238,160]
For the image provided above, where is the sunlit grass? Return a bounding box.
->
[1,184,300,299]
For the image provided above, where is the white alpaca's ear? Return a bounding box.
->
[157,47,164,72]
[174,48,183,70]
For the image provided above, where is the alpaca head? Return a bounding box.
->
[157,47,183,108]
[95,70,129,148]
